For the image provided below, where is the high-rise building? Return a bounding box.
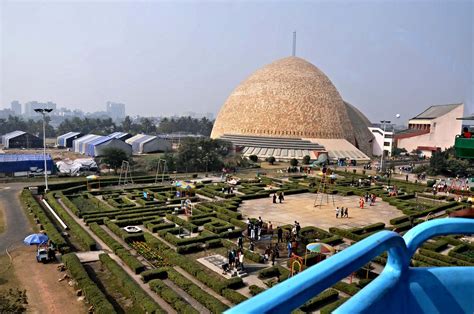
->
[24,101,57,117]
[106,101,126,120]
[11,100,21,115]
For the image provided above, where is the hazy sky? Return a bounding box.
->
[1,0,472,123]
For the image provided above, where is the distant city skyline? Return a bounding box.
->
[1,1,472,123]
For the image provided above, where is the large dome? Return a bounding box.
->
[211,56,357,143]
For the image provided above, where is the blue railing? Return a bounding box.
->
[226,218,474,314]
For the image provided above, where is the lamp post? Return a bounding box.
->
[34,108,53,193]
[379,120,391,173]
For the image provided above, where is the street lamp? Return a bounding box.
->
[34,108,53,193]
[379,120,391,173]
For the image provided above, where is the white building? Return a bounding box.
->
[11,101,21,115]
[368,126,394,157]
[395,103,464,157]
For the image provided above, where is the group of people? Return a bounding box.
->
[223,248,245,274]
[272,192,285,203]
[335,207,349,218]
[221,186,234,194]
[360,193,377,208]
[247,217,265,241]
[264,243,280,265]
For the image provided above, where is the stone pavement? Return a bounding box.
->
[238,193,402,230]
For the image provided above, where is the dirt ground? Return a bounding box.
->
[1,247,87,314]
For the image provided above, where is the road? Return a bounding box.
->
[0,183,32,252]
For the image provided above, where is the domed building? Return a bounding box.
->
[211,56,374,162]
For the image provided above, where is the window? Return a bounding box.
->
[384,142,390,146]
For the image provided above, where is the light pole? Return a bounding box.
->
[34,108,53,193]
[379,120,391,173]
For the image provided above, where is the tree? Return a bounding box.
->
[267,156,276,165]
[100,148,129,173]
[392,147,407,157]
[290,158,299,167]
[121,116,133,133]
[302,155,311,165]
[249,155,258,163]
[175,138,231,172]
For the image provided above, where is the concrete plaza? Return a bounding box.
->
[238,193,401,230]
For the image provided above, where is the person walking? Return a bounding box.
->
[344,207,349,218]
[295,222,301,237]
[287,241,292,258]
[278,192,283,203]
[250,224,255,240]
[277,226,283,243]
[336,207,340,218]
[271,250,276,266]
[272,193,277,204]
[237,236,243,250]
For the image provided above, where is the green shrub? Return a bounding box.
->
[418,249,473,266]
[221,288,247,304]
[45,193,97,251]
[62,254,115,313]
[99,254,165,313]
[140,268,170,283]
[167,269,229,313]
[20,189,69,252]
[115,248,146,274]
[332,281,361,296]
[165,214,198,233]
[448,244,474,263]
[176,243,205,254]
[149,279,198,313]
[89,222,122,252]
[300,288,339,312]
[320,297,349,314]
[249,285,265,296]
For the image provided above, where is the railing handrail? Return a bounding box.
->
[226,218,474,314]
[225,230,407,314]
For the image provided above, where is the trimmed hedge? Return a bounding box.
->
[165,214,198,233]
[62,253,115,314]
[167,269,229,313]
[20,189,69,252]
[418,249,473,266]
[449,244,474,263]
[320,297,349,314]
[89,222,122,252]
[141,268,170,283]
[249,285,265,296]
[149,279,198,314]
[221,288,248,304]
[258,265,290,282]
[421,239,449,252]
[300,288,339,312]
[99,254,164,313]
[332,281,361,296]
[45,193,97,251]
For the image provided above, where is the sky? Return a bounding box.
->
[1,0,473,124]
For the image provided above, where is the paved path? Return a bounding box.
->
[57,198,176,314]
[0,183,32,252]
[239,192,402,230]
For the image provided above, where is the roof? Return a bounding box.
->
[394,129,430,140]
[109,132,130,140]
[211,56,357,143]
[58,132,82,139]
[0,154,52,162]
[412,104,462,120]
[3,130,26,138]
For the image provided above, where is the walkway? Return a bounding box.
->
[0,183,32,252]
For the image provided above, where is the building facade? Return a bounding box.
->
[369,126,394,157]
[395,104,464,157]
[24,101,57,118]
[11,101,21,115]
[106,102,126,121]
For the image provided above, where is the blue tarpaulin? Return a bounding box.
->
[0,154,54,174]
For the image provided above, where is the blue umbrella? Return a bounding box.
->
[24,233,49,245]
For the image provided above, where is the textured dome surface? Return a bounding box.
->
[211,56,356,143]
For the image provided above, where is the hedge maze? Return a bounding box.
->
[20,171,474,313]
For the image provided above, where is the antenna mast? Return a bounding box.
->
[292,31,296,56]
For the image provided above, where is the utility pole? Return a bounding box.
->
[379,120,391,173]
[292,31,297,56]
[34,108,53,193]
